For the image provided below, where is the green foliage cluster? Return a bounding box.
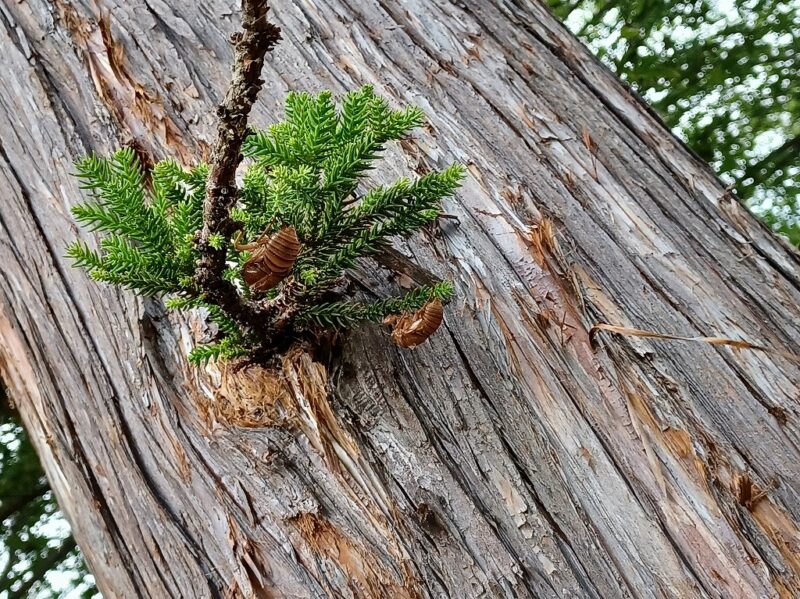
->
[67,86,462,363]
[548,0,799,243]
[0,385,96,599]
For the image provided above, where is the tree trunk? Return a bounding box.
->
[1,1,799,597]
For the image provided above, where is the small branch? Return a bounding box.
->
[195,0,280,328]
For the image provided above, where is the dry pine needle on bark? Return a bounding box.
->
[591,322,800,363]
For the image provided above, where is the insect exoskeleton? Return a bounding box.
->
[234,225,302,292]
[384,298,444,348]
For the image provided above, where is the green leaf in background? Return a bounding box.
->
[1,383,98,599]
[548,0,799,244]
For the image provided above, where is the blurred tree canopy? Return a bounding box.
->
[0,383,95,598]
[548,0,800,244]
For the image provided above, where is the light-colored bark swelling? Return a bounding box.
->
[0,1,799,597]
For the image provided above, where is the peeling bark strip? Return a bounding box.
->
[1,1,800,598]
[289,511,421,599]
[195,0,281,330]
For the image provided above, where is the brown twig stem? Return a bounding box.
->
[194,1,280,330]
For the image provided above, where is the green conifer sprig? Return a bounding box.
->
[66,149,210,295]
[67,86,464,363]
[187,337,250,365]
[299,281,454,330]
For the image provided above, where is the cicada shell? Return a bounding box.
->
[385,298,444,348]
[236,226,301,292]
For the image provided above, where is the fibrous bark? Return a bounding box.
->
[0,1,799,598]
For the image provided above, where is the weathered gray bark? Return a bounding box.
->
[1,1,799,597]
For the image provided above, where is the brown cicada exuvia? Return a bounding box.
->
[234,225,302,292]
[384,298,444,348]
